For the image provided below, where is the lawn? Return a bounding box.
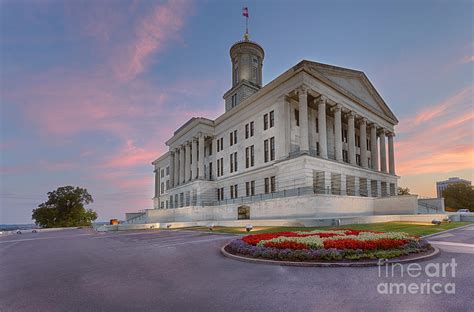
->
[186,221,472,237]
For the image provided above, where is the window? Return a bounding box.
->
[209,162,213,180]
[233,152,237,172]
[220,157,223,176]
[251,181,255,196]
[356,154,361,166]
[356,135,360,148]
[342,129,348,143]
[217,187,225,201]
[246,182,250,197]
[316,142,320,156]
[217,158,224,177]
[264,178,270,194]
[231,94,237,107]
[246,146,254,168]
[368,157,371,168]
[246,147,250,168]
[161,169,164,178]
[252,57,258,80]
[217,137,224,152]
[270,137,275,161]
[166,180,169,190]
[209,142,212,155]
[264,139,269,163]
[230,130,237,146]
[250,145,255,167]
[367,139,371,151]
[161,202,164,209]
[166,200,168,209]
[161,182,164,194]
[295,109,300,126]
[316,118,319,133]
[270,176,276,193]
[264,113,268,130]
[230,152,237,173]
[234,59,239,85]
[269,110,274,128]
[250,121,254,137]
[245,124,249,139]
[166,166,169,175]
[343,150,348,163]
[230,184,238,199]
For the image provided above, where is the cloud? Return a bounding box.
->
[113,0,192,81]
[395,85,474,176]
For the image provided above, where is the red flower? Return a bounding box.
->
[323,238,406,250]
[264,241,309,250]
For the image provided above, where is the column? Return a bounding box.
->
[154,168,159,198]
[318,96,328,159]
[198,133,205,179]
[191,138,198,180]
[298,86,309,153]
[360,118,368,168]
[179,145,185,183]
[379,130,387,173]
[277,96,290,159]
[370,124,379,171]
[347,111,356,165]
[212,137,217,180]
[388,132,395,174]
[169,151,175,188]
[334,104,343,162]
[173,148,179,186]
[184,141,191,182]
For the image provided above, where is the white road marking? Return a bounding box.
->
[154,236,232,248]
[89,231,199,239]
[431,233,455,238]
[0,233,94,244]
[428,241,474,248]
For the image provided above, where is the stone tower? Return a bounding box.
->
[223,33,265,112]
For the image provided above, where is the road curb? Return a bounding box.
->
[220,244,440,267]
[421,223,474,239]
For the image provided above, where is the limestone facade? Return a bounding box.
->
[152,36,399,210]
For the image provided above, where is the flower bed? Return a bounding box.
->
[225,229,432,262]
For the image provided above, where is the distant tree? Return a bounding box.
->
[32,186,97,228]
[443,183,474,211]
[397,187,411,195]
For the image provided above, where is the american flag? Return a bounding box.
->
[242,7,249,18]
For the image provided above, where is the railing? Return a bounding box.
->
[125,212,146,224]
[418,201,441,213]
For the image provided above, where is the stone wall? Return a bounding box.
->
[140,194,417,223]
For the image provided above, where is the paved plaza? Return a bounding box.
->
[1,226,473,311]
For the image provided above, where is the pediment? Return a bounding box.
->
[305,61,398,123]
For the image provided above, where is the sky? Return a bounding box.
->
[1,0,473,224]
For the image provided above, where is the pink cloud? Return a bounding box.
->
[395,85,474,176]
[101,139,164,169]
[113,0,192,81]
[397,85,473,133]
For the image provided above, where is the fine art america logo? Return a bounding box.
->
[377,258,457,295]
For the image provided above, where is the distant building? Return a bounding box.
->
[436,177,472,198]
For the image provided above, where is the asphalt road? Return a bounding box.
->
[0,225,473,312]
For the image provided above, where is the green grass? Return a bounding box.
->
[184,221,472,237]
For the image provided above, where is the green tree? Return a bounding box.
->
[443,183,474,211]
[32,186,97,228]
[397,187,410,195]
